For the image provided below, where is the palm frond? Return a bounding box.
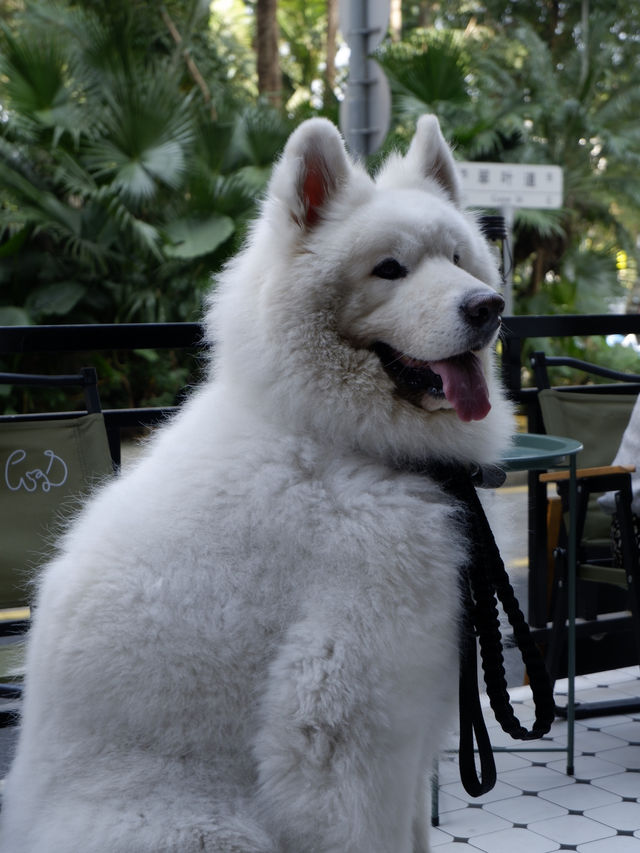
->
[376,31,470,107]
[514,208,567,241]
[224,107,291,170]
[0,158,81,234]
[0,18,93,147]
[82,76,196,203]
[95,188,163,259]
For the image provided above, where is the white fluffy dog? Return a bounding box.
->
[0,115,513,852]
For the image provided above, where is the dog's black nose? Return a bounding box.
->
[460,291,505,330]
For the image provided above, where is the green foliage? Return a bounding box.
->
[376,30,470,110]
[0,0,292,407]
[2,0,640,413]
[374,9,640,318]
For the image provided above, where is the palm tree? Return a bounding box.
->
[256,0,282,106]
[0,1,291,329]
[0,1,292,409]
[375,14,640,315]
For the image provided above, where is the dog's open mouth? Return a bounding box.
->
[372,342,491,422]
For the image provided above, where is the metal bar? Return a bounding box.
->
[0,323,204,354]
[499,331,522,396]
[501,206,515,314]
[528,472,549,628]
[493,746,565,753]
[3,314,640,360]
[501,314,640,339]
[347,126,385,135]
[566,452,577,776]
[430,765,439,827]
[347,27,383,34]
[344,0,370,157]
[0,372,90,386]
[541,355,640,382]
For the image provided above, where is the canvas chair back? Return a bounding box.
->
[538,388,637,541]
[0,372,114,611]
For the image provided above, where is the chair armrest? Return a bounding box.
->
[0,608,30,637]
[539,464,636,484]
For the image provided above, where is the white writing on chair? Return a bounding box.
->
[4,449,69,493]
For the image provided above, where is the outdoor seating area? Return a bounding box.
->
[2,1,639,846]
[1,314,640,844]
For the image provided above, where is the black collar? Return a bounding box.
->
[397,458,507,490]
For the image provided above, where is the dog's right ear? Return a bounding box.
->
[270,118,351,229]
[404,114,461,205]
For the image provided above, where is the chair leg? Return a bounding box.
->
[558,494,640,719]
[546,546,568,687]
[617,498,640,666]
[431,765,439,827]
[624,562,640,666]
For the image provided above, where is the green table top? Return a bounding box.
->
[501,433,583,472]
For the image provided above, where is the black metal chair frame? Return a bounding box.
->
[532,351,640,716]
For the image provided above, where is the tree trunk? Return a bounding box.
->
[579,0,590,88]
[417,0,431,28]
[325,0,338,103]
[389,0,402,41]
[256,0,281,107]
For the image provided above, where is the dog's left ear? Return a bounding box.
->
[404,115,462,205]
[270,118,351,229]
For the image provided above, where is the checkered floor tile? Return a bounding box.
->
[433,667,640,851]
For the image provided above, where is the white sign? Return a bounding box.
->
[457,162,563,209]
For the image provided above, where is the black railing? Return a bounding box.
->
[501,313,640,401]
[4,313,640,628]
[5,313,640,429]
[0,322,204,465]
[0,322,203,354]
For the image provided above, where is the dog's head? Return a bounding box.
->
[209,115,514,466]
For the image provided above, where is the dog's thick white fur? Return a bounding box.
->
[0,115,513,853]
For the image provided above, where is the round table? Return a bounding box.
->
[502,432,583,775]
[502,432,583,472]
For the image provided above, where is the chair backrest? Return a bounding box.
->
[531,351,640,392]
[537,389,638,470]
[532,352,640,541]
[0,370,114,610]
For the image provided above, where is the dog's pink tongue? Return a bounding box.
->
[429,354,491,422]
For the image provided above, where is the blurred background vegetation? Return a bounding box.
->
[1,0,640,407]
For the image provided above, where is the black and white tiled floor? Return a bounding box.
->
[433,667,640,851]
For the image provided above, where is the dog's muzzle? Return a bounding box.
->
[372,290,502,422]
[372,342,494,423]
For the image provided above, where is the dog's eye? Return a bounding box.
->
[453,253,460,266]
[372,258,408,280]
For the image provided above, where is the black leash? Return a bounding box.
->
[427,461,556,797]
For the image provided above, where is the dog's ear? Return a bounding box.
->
[271,118,351,228]
[404,115,462,205]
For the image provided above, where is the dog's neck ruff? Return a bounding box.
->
[411,459,555,797]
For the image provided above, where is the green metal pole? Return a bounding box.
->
[566,453,577,775]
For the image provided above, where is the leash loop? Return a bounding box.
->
[427,460,555,796]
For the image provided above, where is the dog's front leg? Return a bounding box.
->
[253,622,424,853]
[412,767,432,853]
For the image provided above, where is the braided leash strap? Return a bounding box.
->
[429,461,556,797]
